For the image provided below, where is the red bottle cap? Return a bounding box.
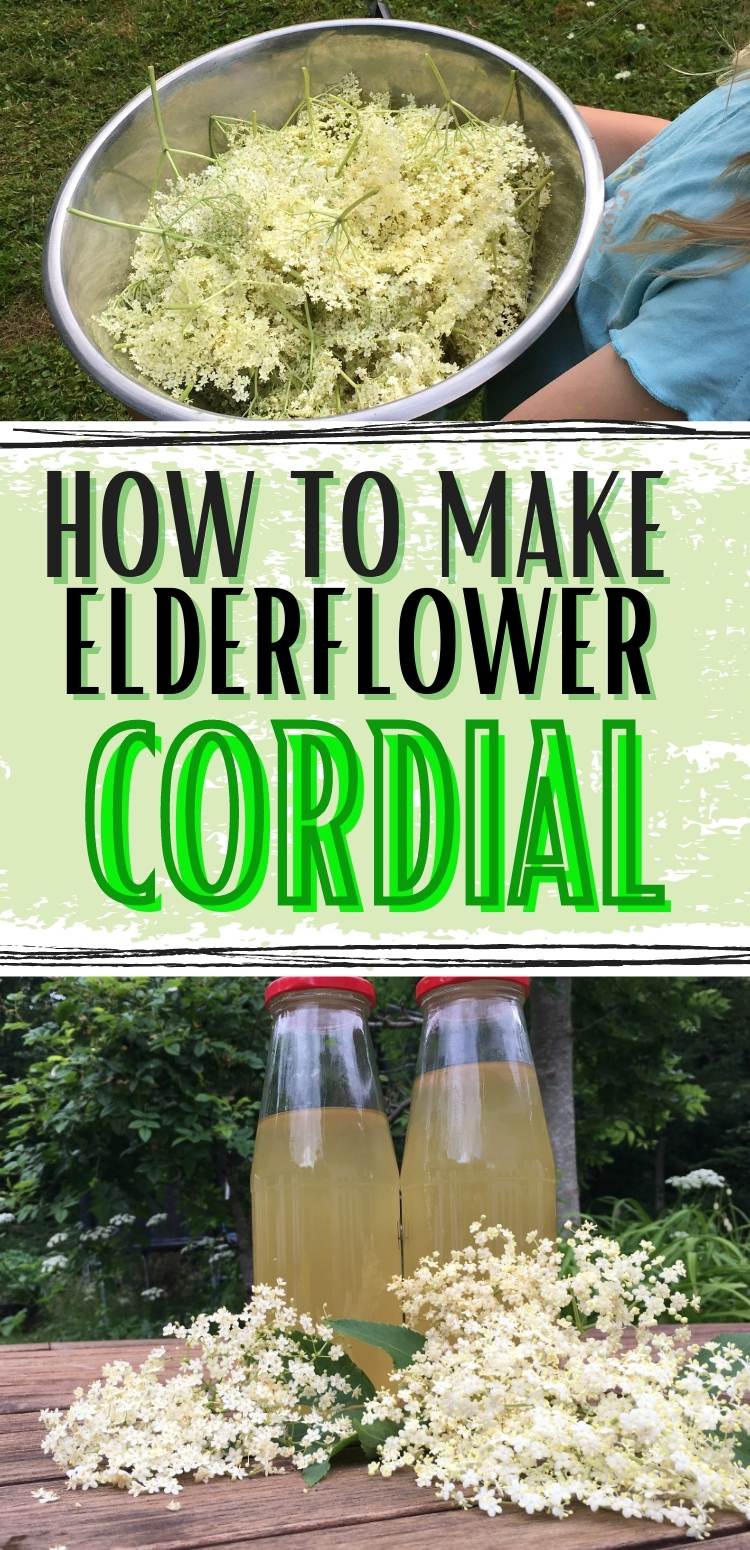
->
[416,976,531,1002]
[265,976,377,1008]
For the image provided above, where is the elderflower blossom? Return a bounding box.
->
[97,73,551,418]
[79,1225,116,1244]
[209,1246,235,1265]
[46,1232,68,1249]
[668,1169,726,1191]
[146,1212,168,1228]
[40,1283,365,1495]
[363,1223,750,1539]
[38,1226,750,1538]
[40,1254,68,1275]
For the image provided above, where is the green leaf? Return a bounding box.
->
[284,1329,376,1402]
[328,1320,425,1369]
[302,1458,332,1486]
[694,1336,750,1467]
[299,1429,360,1487]
[354,1416,400,1458]
[732,1431,750,1468]
[695,1332,750,1363]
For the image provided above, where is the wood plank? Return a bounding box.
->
[0,1343,184,1415]
[189,1531,750,1550]
[0,1412,57,1485]
[2,1330,749,1548]
[0,1469,745,1550]
[0,1339,180,1372]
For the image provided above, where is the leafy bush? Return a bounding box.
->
[0,1213,245,1341]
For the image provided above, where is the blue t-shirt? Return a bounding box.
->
[576,76,750,419]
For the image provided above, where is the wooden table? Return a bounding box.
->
[2,1328,750,1550]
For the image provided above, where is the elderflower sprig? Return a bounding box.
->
[74,66,551,417]
[363,1223,750,1539]
[40,1224,749,1540]
[40,1282,369,1495]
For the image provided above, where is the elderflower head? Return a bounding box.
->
[146,1213,168,1228]
[96,72,551,418]
[41,1282,367,1495]
[668,1169,726,1191]
[40,1254,68,1275]
[363,1223,750,1539]
[80,1224,117,1244]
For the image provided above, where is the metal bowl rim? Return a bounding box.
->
[43,16,604,425]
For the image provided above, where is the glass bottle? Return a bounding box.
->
[251,976,401,1385]
[400,976,556,1274]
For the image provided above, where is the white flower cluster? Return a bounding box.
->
[668,1169,726,1192]
[363,1223,750,1539]
[40,1283,361,1495]
[98,72,551,417]
[79,1213,136,1245]
[40,1254,69,1275]
[39,1225,750,1537]
[209,1244,235,1266]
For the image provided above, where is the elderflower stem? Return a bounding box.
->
[69,208,190,239]
[165,277,241,312]
[516,170,553,215]
[335,187,380,224]
[302,66,316,133]
[303,296,316,376]
[424,52,461,130]
[500,69,518,123]
[335,127,363,176]
[422,54,487,133]
[148,66,181,181]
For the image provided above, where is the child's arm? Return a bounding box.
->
[502,343,685,422]
[576,106,671,176]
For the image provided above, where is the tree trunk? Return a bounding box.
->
[529,978,580,1228]
[218,1148,253,1294]
[654,1133,667,1215]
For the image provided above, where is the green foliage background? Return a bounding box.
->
[1,975,749,1339]
[2,0,749,417]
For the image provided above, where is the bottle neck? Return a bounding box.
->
[415,985,532,1076]
[260,992,384,1116]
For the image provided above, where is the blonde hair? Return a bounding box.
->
[626,43,750,271]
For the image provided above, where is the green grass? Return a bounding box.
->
[1,0,748,418]
[601,1194,750,1323]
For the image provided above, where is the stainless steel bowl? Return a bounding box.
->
[43,18,604,423]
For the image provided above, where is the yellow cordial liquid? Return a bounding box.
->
[400,1059,556,1274]
[251,1105,402,1387]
